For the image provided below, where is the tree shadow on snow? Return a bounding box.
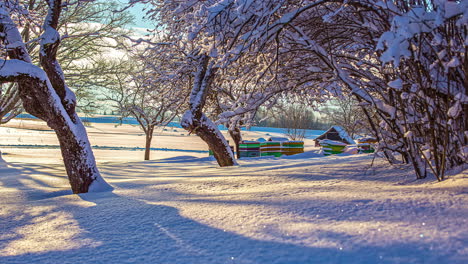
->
[0,190,456,264]
[0,158,463,264]
[0,160,73,203]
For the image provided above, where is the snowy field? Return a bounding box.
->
[0,119,467,264]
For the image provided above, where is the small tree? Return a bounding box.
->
[278,103,317,141]
[60,0,133,114]
[106,51,187,160]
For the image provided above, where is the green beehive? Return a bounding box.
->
[356,137,377,154]
[260,142,282,157]
[239,141,261,158]
[357,143,375,153]
[319,139,347,155]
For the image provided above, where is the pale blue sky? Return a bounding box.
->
[117,0,153,29]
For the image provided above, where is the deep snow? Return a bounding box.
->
[0,119,467,264]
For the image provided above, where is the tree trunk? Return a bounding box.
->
[144,135,152,161]
[181,54,237,166]
[144,126,154,160]
[55,124,104,193]
[229,127,242,159]
[182,113,236,166]
[16,77,112,193]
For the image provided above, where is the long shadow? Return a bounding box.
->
[0,160,72,203]
[0,191,450,264]
[1,157,465,263]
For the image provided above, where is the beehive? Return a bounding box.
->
[260,141,282,157]
[282,141,304,155]
[239,141,261,158]
[356,137,377,154]
[319,139,347,155]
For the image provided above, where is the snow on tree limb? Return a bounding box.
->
[0,59,49,81]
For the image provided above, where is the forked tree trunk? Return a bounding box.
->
[181,54,237,166]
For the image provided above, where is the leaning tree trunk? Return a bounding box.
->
[181,54,237,167]
[55,125,103,193]
[0,1,111,193]
[184,112,236,166]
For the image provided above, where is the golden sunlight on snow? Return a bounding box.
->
[0,203,101,256]
[0,119,466,263]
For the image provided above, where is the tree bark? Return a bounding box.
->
[181,54,237,166]
[55,125,101,193]
[183,113,236,166]
[229,127,242,159]
[144,126,154,160]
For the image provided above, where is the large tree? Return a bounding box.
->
[129,1,308,166]
[0,0,112,193]
[148,0,466,180]
[123,8,240,166]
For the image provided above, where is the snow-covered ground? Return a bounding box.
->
[0,119,467,264]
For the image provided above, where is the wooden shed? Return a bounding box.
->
[314,126,355,145]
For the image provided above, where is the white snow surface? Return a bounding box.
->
[0,120,467,264]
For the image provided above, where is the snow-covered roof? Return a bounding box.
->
[268,137,289,142]
[318,139,348,146]
[332,126,355,144]
[315,126,355,144]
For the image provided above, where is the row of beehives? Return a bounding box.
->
[239,141,304,158]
